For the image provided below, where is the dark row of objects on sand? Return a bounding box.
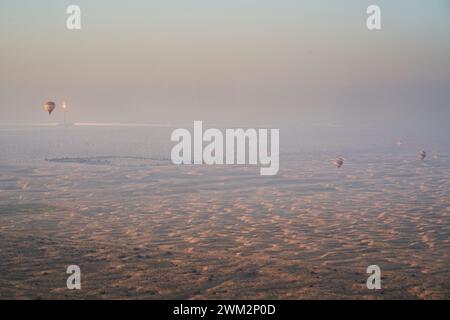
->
[333,151,427,168]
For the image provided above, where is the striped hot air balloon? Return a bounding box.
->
[44,101,56,115]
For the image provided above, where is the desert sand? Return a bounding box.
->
[0,126,449,299]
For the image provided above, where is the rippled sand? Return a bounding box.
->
[1,150,449,299]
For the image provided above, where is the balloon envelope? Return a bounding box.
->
[419,151,426,160]
[333,157,344,168]
[44,101,56,115]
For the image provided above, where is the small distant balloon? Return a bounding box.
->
[44,101,56,115]
[419,151,426,161]
[333,157,344,168]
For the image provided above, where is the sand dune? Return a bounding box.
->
[0,127,449,299]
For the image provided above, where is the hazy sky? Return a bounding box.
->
[1,0,449,127]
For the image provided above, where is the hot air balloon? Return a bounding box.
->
[419,151,426,161]
[44,101,56,115]
[333,157,344,168]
